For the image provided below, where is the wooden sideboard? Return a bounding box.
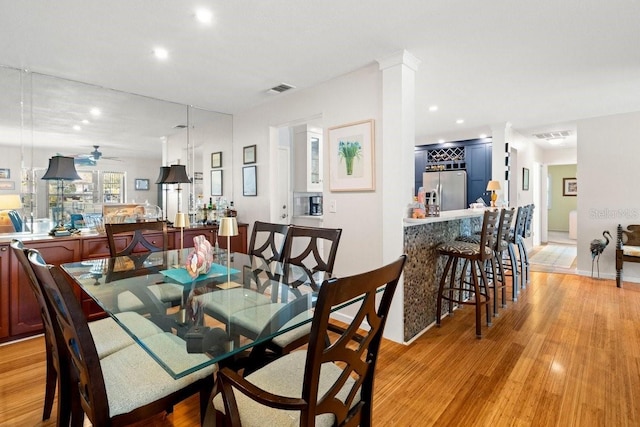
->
[0,223,248,342]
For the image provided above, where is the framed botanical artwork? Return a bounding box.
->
[243,165,257,196]
[563,177,577,196]
[243,145,256,164]
[211,152,222,168]
[522,168,530,191]
[134,178,149,191]
[328,119,375,191]
[211,170,223,196]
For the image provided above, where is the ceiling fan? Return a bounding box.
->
[69,145,121,165]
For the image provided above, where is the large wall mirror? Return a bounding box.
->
[0,65,233,234]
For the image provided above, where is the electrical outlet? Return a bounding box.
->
[329,199,337,213]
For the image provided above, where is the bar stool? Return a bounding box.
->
[522,204,535,285]
[456,208,515,316]
[436,209,500,338]
[503,205,527,300]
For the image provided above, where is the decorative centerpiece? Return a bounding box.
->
[185,234,214,278]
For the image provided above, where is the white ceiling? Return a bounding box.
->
[2,0,640,153]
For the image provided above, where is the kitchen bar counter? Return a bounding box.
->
[402,209,484,341]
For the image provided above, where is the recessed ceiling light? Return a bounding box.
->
[90,108,101,117]
[82,119,90,124]
[547,137,565,145]
[153,47,169,60]
[73,125,81,131]
[479,133,487,139]
[428,105,438,112]
[456,119,464,124]
[438,139,445,144]
[195,8,213,24]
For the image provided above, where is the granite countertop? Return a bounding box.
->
[403,208,486,226]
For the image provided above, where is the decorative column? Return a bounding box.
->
[377,50,420,343]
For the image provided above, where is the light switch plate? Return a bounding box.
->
[329,199,337,213]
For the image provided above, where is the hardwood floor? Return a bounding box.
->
[1,271,639,426]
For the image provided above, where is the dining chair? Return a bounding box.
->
[105,220,181,309]
[202,221,290,331]
[10,240,165,424]
[228,225,342,373]
[212,255,407,427]
[105,220,168,257]
[27,249,216,427]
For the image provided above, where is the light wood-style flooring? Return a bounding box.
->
[1,271,639,426]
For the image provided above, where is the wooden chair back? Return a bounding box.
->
[217,255,407,426]
[248,221,290,262]
[281,225,342,290]
[105,220,168,257]
[511,205,528,243]
[10,241,70,424]
[28,249,112,424]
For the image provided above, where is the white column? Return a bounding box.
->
[378,50,420,343]
[490,122,512,206]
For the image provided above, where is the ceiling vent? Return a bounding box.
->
[532,130,571,140]
[267,83,295,94]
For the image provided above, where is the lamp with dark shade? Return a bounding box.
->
[165,163,191,225]
[155,166,171,221]
[41,155,81,229]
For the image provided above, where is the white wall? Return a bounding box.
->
[232,64,383,277]
[576,111,640,281]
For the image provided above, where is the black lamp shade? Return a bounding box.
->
[41,156,81,181]
[165,164,191,184]
[155,166,171,184]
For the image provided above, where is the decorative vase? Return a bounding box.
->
[345,156,354,175]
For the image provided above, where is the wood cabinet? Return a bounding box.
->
[466,143,492,206]
[294,125,323,192]
[9,238,80,337]
[0,245,9,339]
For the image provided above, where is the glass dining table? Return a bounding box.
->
[60,248,330,379]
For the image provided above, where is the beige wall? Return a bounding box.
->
[548,164,577,231]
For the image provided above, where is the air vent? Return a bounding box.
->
[267,83,295,94]
[533,130,571,140]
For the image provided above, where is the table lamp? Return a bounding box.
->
[41,155,81,231]
[164,163,191,225]
[218,217,238,288]
[486,180,501,207]
[174,212,189,251]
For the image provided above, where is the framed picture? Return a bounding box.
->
[522,167,530,191]
[0,181,15,190]
[563,177,577,196]
[243,165,257,196]
[328,119,375,191]
[243,145,256,164]
[0,168,10,179]
[211,152,222,168]
[211,170,223,196]
[134,178,149,191]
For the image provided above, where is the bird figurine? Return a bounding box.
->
[590,230,612,278]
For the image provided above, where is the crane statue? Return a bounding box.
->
[590,230,612,278]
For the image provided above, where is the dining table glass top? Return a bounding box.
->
[60,248,330,379]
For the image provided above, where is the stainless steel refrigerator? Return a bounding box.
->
[422,170,467,211]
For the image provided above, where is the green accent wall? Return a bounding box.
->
[548,164,577,231]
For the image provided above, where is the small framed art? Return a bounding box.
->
[134,178,149,191]
[243,166,257,196]
[243,145,256,164]
[211,170,223,196]
[211,152,222,168]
